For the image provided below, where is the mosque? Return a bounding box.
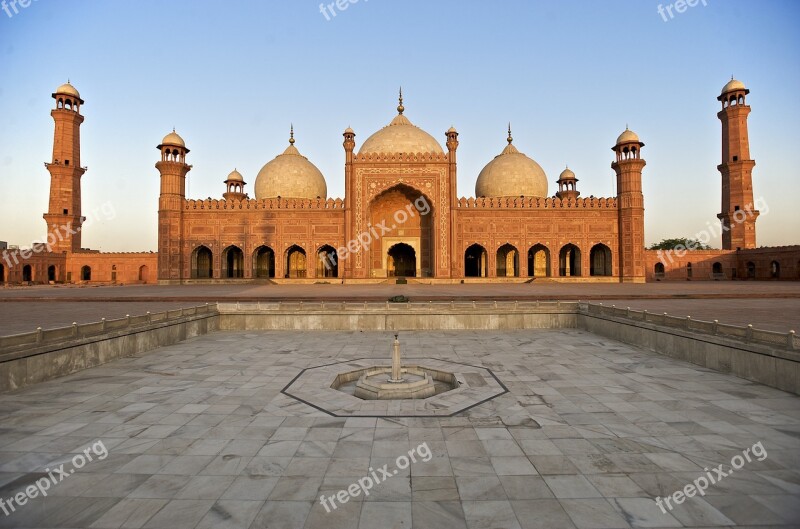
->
[1,80,797,285]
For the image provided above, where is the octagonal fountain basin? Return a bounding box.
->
[332,364,458,400]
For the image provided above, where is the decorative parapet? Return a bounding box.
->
[0,303,217,352]
[456,196,618,209]
[584,302,798,351]
[185,197,345,211]
[353,152,449,163]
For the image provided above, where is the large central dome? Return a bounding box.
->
[358,92,444,155]
[475,127,548,198]
[254,129,327,200]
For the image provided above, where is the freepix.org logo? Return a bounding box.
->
[2,0,38,19]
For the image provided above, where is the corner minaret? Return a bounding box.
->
[717,78,758,250]
[612,127,646,283]
[43,82,86,253]
[156,129,191,282]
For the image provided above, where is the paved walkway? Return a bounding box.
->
[1,283,799,335]
[0,330,797,528]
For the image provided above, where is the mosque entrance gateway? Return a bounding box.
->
[387,243,416,277]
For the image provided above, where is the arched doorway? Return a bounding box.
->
[687,262,693,279]
[496,244,519,277]
[654,263,665,279]
[222,245,244,278]
[528,244,550,277]
[559,244,581,276]
[746,261,755,279]
[712,262,723,277]
[22,265,32,282]
[81,265,92,281]
[317,245,338,278]
[48,265,56,282]
[589,244,612,276]
[771,261,780,279]
[464,244,487,278]
[191,246,213,279]
[286,245,307,278]
[138,265,148,282]
[253,246,275,278]
[387,243,416,277]
[369,185,432,278]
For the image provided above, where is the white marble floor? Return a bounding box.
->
[0,329,798,528]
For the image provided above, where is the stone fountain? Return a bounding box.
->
[331,334,457,400]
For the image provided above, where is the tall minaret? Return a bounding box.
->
[156,130,191,282]
[717,78,758,250]
[43,82,85,253]
[612,128,646,283]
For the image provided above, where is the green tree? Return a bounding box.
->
[649,238,711,250]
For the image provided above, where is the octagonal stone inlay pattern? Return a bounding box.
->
[281,357,508,417]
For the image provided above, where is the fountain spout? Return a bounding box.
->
[388,333,404,383]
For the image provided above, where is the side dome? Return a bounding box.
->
[254,129,327,200]
[475,127,548,198]
[358,91,444,155]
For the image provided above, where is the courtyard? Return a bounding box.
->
[0,328,798,528]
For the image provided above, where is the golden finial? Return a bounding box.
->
[289,124,295,145]
[507,123,513,144]
[397,87,404,115]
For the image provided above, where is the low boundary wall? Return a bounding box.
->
[0,304,218,392]
[1,301,796,395]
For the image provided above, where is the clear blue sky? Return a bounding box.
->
[1,0,798,251]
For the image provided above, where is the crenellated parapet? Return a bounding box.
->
[456,196,617,209]
[353,152,450,163]
[184,197,345,211]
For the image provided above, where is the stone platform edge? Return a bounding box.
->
[0,301,796,395]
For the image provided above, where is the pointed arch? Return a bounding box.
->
[253,246,276,278]
[589,244,612,276]
[191,245,213,279]
[496,244,519,277]
[317,245,338,278]
[559,244,581,277]
[222,245,244,278]
[464,244,487,278]
[286,245,307,278]
[527,244,550,277]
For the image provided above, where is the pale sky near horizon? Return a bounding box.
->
[1,0,798,252]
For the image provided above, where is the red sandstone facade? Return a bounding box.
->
[156,96,647,284]
[1,80,797,286]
